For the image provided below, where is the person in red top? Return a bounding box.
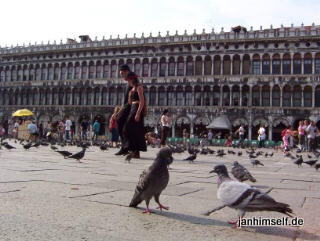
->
[109,106,121,147]
[298,121,306,150]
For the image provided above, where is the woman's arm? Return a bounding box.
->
[136,85,145,116]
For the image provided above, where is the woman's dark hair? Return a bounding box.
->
[162,109,169,115]
[127,72,139,86]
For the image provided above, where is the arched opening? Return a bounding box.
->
[293,53,302,74]
[74,62,80,79]
[134,59,141,75]
[117,59,124,78]
[194,118,209,137]
[272,85,280,106]
[273,122,287,142]
[159,57,166,77]
[252,54,260,75]
[243,54,250,74]
[126,59,133,72]
[102,87,108,105]
[262,54,270,75]
[168,57,175,76]
[252,119,268,140]
[167,86,175,105]
[96,61,102,78]
[151,58,158,77]
[204,56,212,75]
[149,86,156,106]
[214,55,221,75]
[195,85,201,106]
[177,57,184,76]
[81,62,87,79]
[262,85,270,106]
[176,85,184,106]
[203,85,210,106]
[61,63,67,80]
[185,86,193,106]
[223,55,231,75]
[304,53,312,74]
[67,63,73,79]
[195,56,202,75]
[93,114,106,135]
[54,63,59,80]
[142,58,149,77]
[222,85,230,106]
[11,66,17,82]
[233,55,240,75]
[282,53,291,74]
[304,85,312,107]
[272,54,280,74]
[232,85,240,106]
[111,60,117,78]
[252,85,260,106]
[186,56,194,76]
[242,85,249,106]
[158,86,166,106]
[94,87,100,105]
[283,85,291,107]
[103,60,109,78]
[213,86,220,106]
[175,117,190,138]
[293,85,302,107]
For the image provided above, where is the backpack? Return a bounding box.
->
[281,129,287,137]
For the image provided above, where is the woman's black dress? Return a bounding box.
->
[123,90,147,152]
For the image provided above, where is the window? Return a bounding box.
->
[282,60,291,74]
[186,61,194,76]
[293,59,301,74]
[304,59,312,74]
[262,87,270,106]
[315,58,320,74]
[158,90,166,105]
[168,62,175,76]
[177,92,184,106]
[186,91,192,105]
[89,64,95,78]
[272,60,280,74]
[293,90,301,107]
[149,88,156,106]
[213,88,220,106]
[111,63,117,78]
[67,65,73,79]
[23,68,28,81]
[204,57,212,75]
[168,90,175,105]
[252,88,260,106]
[11,69,17,81]
[75,65,80,79]
[262,60,270,74]
[304,87,312,107]
[252,61,260,75]
[54,67,59,80]
[160,62,166,76]
[283,86,291,107]
[142,62,149,77]
[177,62,184,76]
[151,62,158,77]
[61,66,67,80]
[134,61,141,75]
[96,64,102,78]
[103,63,109,78]
[81,65,87,79]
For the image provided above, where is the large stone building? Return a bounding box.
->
[1,24,320,141]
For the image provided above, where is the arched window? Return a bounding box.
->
[41,65,47,80]
[5,67,10,82]
[262,54,270,75]
[74,63,80,79]
[242,85,249,106]
[151,58,158,77]
[252,85,260,106]
[61,64,67,80]
[293,85,302,107]
[116,87,123,105]
[80,88,85,105]
[11,67,17,82]
[186,56,194,76]
[94,88,100,105]
[126,59,133,72]
[81,62,87,79]
[177,57,184,76]
[168,86,175,105]
[66,88,72,105]
[111,60,117,78]
[304,53,312,74]
[242,54,250,74]
[158,86,166,105]
[195,56,202,75]
[58,88,64,105]
[233,55,240,75]
[223,55,231,75]
[89,62,95,79]
[213,86,220,106]
[283,85,291,107]
[52,88,59,105]
[149,86,156,106]
[252,54,260,75]
[23,66,28,81]
[185,86,192,105]
[204,56,212,75]
[176,86,184,105]
[203,85,210,106]
[159,57,166,77]
[262,85,270,106]
[102,87,108,105]
[195,85,201,106]
[142,58,149,77]
[29,66,34,81]
[168,57,175,76]
[272,54,280,74]
[315,85,320,107]
[214,55,221,75]
[232,85,240,106]
[67,63,73,79]
[293,53,301,74]
[134,59,141,75]
[103,61,109,78]
[95,61,102,79]
[35,65,41,81]
[315,53,320,74]
[304,86,312,107]
[48,65,54,80]
[282,53,291,74]
[54,64,59,80]
[222,85,230,106]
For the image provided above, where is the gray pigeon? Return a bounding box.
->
[231,161,256,183]
[251,159,264,167]
[129,147,174,214]
[205,165,293,227]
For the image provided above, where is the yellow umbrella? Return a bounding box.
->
[12,109,34,117]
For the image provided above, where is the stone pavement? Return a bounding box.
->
[0,142,319,241]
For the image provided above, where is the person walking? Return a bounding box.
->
[93,120,100,141]
[80,120,89,140]
[115,64,132,156]
[258,124,266,148]
[122,72,147,158]
[65,117,72,141]
[160,109,171,147]
[306,120,318,152]
[298,121,306,150]
[109,106,121,147]
[235,124,245,146]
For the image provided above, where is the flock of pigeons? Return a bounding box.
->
[1,136,319,228]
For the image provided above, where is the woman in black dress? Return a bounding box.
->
[123,73,147,158]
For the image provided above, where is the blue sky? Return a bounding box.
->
[1,0,319,46]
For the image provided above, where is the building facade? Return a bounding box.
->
[1,24,320,140]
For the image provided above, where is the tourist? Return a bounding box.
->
[160,109,171,147]
[208,129,213,145]
[122,72,147,158]
[303,120,309,151]
[58,119,65,142]
[298,121,306,150]
[306,120,318,152]
[93,120,100,141]
[80,119,89,140]
[258,124,266,148]
[28,120,38,142]
[235,124,245,146]
[115,64,132,156]
[282,126,293,153]
[65,117,72,141]
[109,106,121,148]
[13,120,19,139]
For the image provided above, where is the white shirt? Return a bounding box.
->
[238,126,245,135]
[65,120,72,131]
[14,122,19,128]
[161,115,170,127]
[306,124,316,139]
[258,127,266,140]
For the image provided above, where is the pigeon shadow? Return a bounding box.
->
[135,207,228,227]
[242,226,319,240]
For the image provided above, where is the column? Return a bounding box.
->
[312,87,315,108]
[98,87,102,105]
[301,87,304,107]
[202,60,205,76]
[70,87,73,106]
[192,87,195,105]
[280,86,283,107]
[280,57,283,75]
[190,123,194,134]
[248,124,252,140]
[172,125,175,137]
[239,85,243,107]
[155,89,159,106]
[219,87,223,107]
[312,54,315,74]
[268,125,273,141]
[290,57,293,74]
[270,86,273,107]
[220,56,223,75]
[230,59,233,75]
[249,86,253,106]
[200,86,204,106]
[259,86,262,107]
[229,85,232,106]
[301,59,304,75]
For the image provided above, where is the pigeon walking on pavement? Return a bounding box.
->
[68,148,86,162]
[251,159,264,167]
[204,164,293,228]
[129,147,174,214]
[184,153,197,163]
[56,150,73,159]
[231,161,256,183]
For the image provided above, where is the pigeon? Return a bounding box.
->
[205,165,293,227]
[100,143,108,151]
[125,153,133,163]
[129,147,173,214]
[231,161,256,183]
[184,153,197,163]
[32,142,40,148]
[50,145,58,151]
[68,148,86,162]
[228,150,236,155]
[251,159,264,167]
[56,150,73,159]
[3,143,16,150]
[23,142,32,150]
[315,163,320,171]
[304,160,318,167]
[237,151,242,156]
[249,154,257,159]
[294,156,303,167]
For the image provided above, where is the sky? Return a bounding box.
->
[1,0,319,47]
